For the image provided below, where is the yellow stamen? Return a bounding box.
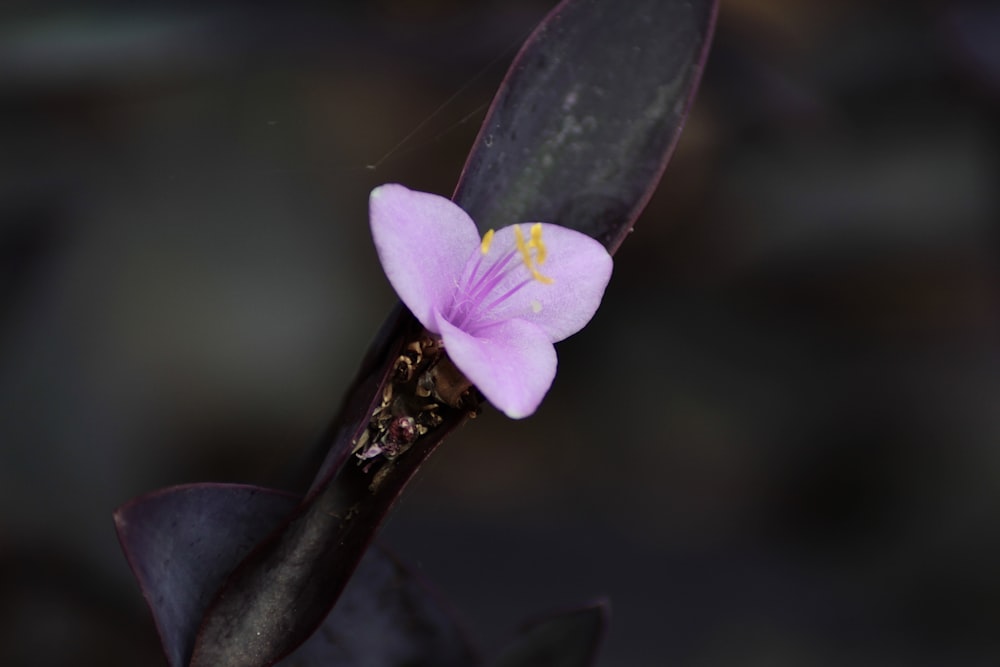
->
[480,229,495,255]
[514,224,554,284]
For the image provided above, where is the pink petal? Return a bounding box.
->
[369,184,480,332]
[474,224,613,342]
[435,312,557,419]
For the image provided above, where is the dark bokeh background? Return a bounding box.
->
[2,1,999,666]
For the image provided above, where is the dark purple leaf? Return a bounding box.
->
[486,603,609,667]
[454,0,718,252]
[115,484,476,667]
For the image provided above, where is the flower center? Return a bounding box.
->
[448,223,553,329]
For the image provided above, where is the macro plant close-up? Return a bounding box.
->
[3,1,1000,666]
[110,2,716,665]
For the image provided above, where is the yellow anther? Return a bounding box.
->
[514,224,529,263]
[529,223,547,264]
[480,229,495,255]
[514,224,553,284]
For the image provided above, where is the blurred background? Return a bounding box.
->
[2,0,999,665]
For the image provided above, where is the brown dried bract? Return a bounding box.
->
[355,331,478,472]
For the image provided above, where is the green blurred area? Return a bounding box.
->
[2,1,999,666]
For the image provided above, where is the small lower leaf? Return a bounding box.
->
[114,484,298,667]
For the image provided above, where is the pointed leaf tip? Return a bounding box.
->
[487,601,610,667]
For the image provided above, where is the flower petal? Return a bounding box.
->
[435,312,556,419]
[369,184,481,331]
[475,224,613,342]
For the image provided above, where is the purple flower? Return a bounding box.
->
[369,184,613,419]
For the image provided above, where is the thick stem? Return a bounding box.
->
[190,309,478,667]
